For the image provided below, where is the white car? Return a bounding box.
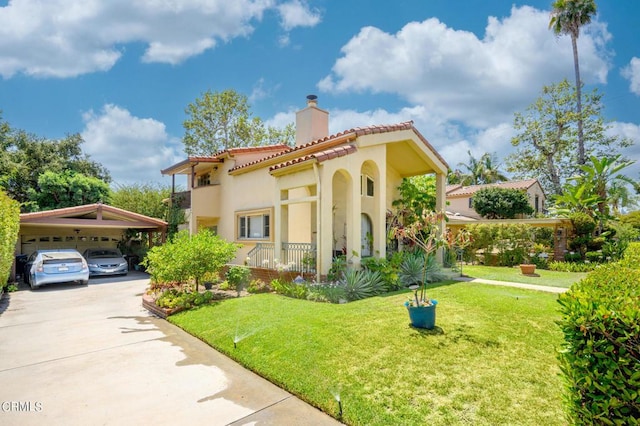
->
[82,248,129,277]
[24,249,90,290]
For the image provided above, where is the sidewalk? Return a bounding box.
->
[454,275,568,294]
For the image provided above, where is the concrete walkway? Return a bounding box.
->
[454,275,568,294]
[0,272,341,426]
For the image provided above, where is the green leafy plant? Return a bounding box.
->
[247,279,271,294]
[327,255,347,282]
[557,259,640,423]
[143,229,239,291]
[3,282,18,292]
[548,261,599,273]
[361,255,401,291]
[271,279,308,299]
[226,265,250,297]
[155,289,214,311]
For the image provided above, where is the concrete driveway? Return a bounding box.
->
[0,272,341,425]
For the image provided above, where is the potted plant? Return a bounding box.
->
[392,211,451,329]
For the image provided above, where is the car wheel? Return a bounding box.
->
[81,280,89,285]
[29,279,37,290]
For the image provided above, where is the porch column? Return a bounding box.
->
[319,176,334,277]
[375,162,387,259]
[349,174,361,270]
[274,188,287,266]
[435,172,446,263]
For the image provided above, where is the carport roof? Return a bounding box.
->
[20,203,168,231]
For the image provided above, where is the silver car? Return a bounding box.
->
[82,248,128,277]
[24,249,90,290]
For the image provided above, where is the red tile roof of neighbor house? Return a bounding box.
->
[230,121,448,174]
[446,178,540,197]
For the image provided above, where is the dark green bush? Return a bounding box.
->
[571,212,596,236]
[557,262,640,424]
[584,251,603,263]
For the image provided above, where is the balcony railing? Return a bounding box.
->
[246,242,316,273]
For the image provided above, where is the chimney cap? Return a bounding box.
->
[306,94,318,101]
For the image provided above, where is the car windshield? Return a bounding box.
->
[88,250,122,258]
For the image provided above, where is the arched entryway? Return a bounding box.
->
[361,213,373,257]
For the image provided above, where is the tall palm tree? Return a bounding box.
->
[549,0,597,166]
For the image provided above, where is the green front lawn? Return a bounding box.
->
[460,265,587,288]
[170,282,566,425]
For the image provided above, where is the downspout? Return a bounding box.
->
[313,162,322,283]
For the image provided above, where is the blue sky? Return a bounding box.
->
[1,0,639,188]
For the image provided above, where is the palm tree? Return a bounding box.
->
[457,151,508,186]
[456,150,483,186]
[479,152,508,184]
[608,180,638,215]
[549,0,597,166]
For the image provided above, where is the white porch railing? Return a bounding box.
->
[246,242,316,273]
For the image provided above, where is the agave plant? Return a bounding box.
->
[399,252,448,287]
[340,269,385,301]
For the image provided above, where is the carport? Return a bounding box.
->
[15,203,167,279]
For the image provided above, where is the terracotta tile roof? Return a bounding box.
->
[446,179,541,197]
[161,145,289,175]
[230,120,448,174]
[270,144,357,172]
[20,203,168,227]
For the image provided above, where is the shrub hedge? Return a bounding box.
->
[0,190,20,286]
[557,242,640,424]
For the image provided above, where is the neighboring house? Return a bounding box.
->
[446,178,546,220]
[161,96,448,279]
[445,180,573,261]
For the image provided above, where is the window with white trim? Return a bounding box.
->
[238,213,270,239]
[360,175,374,197]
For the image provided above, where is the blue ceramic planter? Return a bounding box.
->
[407,300,438,329]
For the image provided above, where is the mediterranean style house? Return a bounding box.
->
[161,96,449,280]
[446,178,546,220]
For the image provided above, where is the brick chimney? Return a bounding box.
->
[295,95,329,147]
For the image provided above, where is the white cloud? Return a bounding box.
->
[277,0,321,31]
[607,121,640,180]
[0,0,322,78]
[81,104,183,186]
[318,5,611,129]
[622,57,640,95]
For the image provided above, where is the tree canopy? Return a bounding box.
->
[505,79,632,197]
[0,117,111,211]
[27,170,110,211]
[472,187,534,219]
[182,89,295,155]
